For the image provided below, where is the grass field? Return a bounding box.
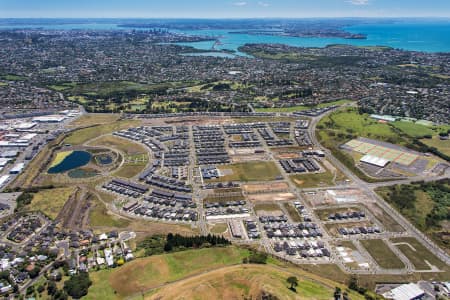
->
[213,161,281,182]
[210,223,228,234]
[282,203,302,222]
[421,136,450,156]
[255,99,353,113]
[89,197,131,229]
[64,120,140,145]
[86,247,363,300]
[253,202,282,212]
[320,108,399,141]
[48,150,73,168]
[392,121,436,138]
[86,247,249,299]
[67,113,120,128]
[146,264,341,300]
[290,171,335,188]
[90,135,146,155]
[360,239,404,269]
[390,237,448,271]
[0,74,26,81]
[30,187,75,219]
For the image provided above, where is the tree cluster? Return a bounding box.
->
[63,272,92,299]
[164,233,230,252]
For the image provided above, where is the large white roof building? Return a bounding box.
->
[360,154,390,168]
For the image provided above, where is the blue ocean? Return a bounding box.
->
[1,19,450,53]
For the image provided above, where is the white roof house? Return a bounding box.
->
[360,154,390,168]
[32,115,66,123]
[104,249,114,267]
[0,175,10,187]
[10,163,25,174]
[382,283,426,300]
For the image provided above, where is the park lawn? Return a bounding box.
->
[0,82,8,87]
[90,135,147,155]
[87,247,249,299]
[282,203,302,222]
[290,171,334,188]
[214,161,281,182]
[324,109,399,141]
[68,113,120,128]
[255,99,353,113]
[392,121,436,138]
[64,119,140,145]
[67,95,89,104]
[210,223,228,234]
[48,82,77,91]
[0,74,26,81]
[49,150,73,168]
[113,164,146,179]
[421,136,450,157]
[64,80,198,99]
[390,237,448,270]
[360,239,404,269]
[30,187,76,220]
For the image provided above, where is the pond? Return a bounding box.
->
[48,151,92,174]
[95,154,113,165]
[68,168,99,178]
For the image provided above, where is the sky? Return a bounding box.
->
[0,0,450,18]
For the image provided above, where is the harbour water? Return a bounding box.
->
[1,19,450,53]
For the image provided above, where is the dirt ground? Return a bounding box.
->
[304,189,370,208]
[275,152,301,159]
[243,182,289,194]
[248,192,296,202]
[231,154,267,162]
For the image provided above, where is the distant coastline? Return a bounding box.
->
[0,18,449,53]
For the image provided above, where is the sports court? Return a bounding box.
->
[344,139,418,166]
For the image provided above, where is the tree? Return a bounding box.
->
[286,276,298,291]
[334,287,342,300]
[28,266,41,279]
[64,272,92,299]
[47,281,57,296]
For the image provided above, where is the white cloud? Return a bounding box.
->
[258,1,270,7]
[346,0,370,5]
[233,1,248,6]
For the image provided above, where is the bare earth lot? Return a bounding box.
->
[248,192,296,202]
[243,182,289,194]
